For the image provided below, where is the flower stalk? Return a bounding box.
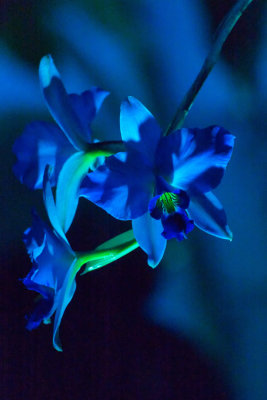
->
[78,235,139,275]
[164,0,255,135]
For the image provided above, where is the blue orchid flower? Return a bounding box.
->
[13,55,109,190]
[81,96,235,267]
[22,167,82,351]
[22,164,139,350]
[23,211,77,351]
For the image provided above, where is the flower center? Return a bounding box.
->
[156,192,180,214]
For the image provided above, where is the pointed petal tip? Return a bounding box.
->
[225,133,236,148]
[221,223,233,241]
[121,96,132,109]
[126,95,134,102]
[122,96,138,108]
[53,334,63,352]
[147,258,160,269]
[120,95,149,120]
[226,228,233,242]
[39,54,60,88]
[214,226,233,241]
[54,344,63,352]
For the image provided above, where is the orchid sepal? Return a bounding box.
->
[39,55,89,151]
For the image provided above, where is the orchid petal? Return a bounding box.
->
[132,212,167,268]
[12,121,74,189]
[188,191,232,240]
[161,209,194,240]
[23,213,75,287]
[55,151,95,233]
[39,55,89,150]
[52,260,78,352]
[120,96,162,163]
[69,88,109,142]
[157,126,235,193]
[23,267,55,330]
[148,195,162,220]
[43,166,69,243]
[80,151,154,220]
[22,212,76,337]
[24,293,54,330]
[23,210,46,259]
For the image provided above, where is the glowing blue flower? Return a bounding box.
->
[81,97,235,267]
[13,55,108,189]
[22,168,81,351]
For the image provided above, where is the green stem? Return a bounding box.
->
[77,233,139,275]
[164,0,255,135]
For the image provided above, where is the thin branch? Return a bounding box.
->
[164,0,255,135]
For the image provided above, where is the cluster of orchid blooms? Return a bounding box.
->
[13,55,235,351]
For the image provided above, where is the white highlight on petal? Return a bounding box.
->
[120,96,161,162]
[39,55,60,88]
[172,150,213,190]
[179,128,196,160]
[121,96,152,143]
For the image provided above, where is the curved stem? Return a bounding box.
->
[77,230,139,275]
[164,0,255,135]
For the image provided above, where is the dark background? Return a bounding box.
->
[0,1,266,399]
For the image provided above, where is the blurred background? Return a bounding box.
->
[0,0,266,399]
